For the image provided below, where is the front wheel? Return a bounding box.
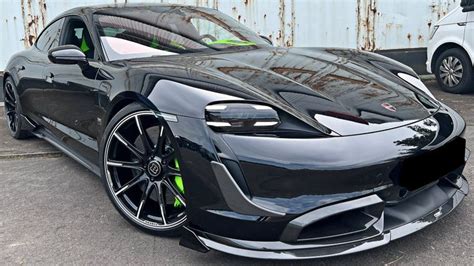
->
[100,103,186,236]
[434,48,474,94]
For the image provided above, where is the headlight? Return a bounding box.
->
[205,103,280,132]
[429,25,439,40]
[397,72,436,100]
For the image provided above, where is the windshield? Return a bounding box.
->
[93,6,271,61]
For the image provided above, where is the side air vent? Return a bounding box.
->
[220,158,251,196]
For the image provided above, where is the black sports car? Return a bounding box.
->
[2,4,470,260]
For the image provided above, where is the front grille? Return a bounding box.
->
[399,137,466,191]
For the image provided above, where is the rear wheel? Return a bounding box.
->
[100,103,186,236]
[3,77,30,139]
[434,48,474,94]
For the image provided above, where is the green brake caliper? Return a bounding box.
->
[173,158,185,208]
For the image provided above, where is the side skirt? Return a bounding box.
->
[32,127,101,176]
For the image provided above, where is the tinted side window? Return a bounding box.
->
[36,18,64,52]
[61,18,95,59]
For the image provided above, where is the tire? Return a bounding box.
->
[3,77,30,139]
[434,48,474,94]
[99,102,186,236]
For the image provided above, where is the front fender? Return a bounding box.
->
[146,79,291,239]
[146,80,240,230]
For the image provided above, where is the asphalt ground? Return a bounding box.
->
[0,74,2,102]
[0,80,473,265]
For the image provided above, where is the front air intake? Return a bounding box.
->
[280,195,384,244]
[297,205,383,243]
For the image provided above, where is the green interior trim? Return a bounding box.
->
[206,39,256,46]
[169,40,186,50]
[150,36,159,48]
[80,33,90,53]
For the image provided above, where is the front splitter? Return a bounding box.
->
[187,177,468,260]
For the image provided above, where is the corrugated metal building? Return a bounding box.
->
[0,0,462,71]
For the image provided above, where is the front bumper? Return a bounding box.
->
[162,92,468,259]
[182,175,468,260]
[426,59,432,74]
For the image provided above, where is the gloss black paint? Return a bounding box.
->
[2,4,469,259]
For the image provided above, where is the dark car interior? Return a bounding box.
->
[461,0,474,12]
[62,18,95,58]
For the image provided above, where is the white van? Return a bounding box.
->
[427,0,474,93]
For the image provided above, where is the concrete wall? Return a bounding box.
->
[0,0,462,70]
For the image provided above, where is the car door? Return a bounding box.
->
[464,10,474,65]
[43,16,102,161]
[16,18,64,122]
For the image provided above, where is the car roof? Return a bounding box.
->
[55,3,213,19]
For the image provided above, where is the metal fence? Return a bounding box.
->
[0,0,462,70]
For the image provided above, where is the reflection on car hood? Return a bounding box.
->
[129,47,439,136]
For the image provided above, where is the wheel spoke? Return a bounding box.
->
[448,75,453,86]
[114,132,145,160]
[163,179,186,207]
[4,97,15,108]
[452,58,460,66]
[454,64,463,72]
[453,72,463,78]
[440,67,449,73]
[115,174,145,196]
[442,75,449,85]
[137,181,154,218]
[107,160,144,171]
[156,182,168,225]
[451,75,459,85]
[448,56,453,67]
[154,126,166,156]
[167,166,181,177]
[135,115,153,154]
[162,146,176,162]
[440,72,448,78]
[443,60,450,70]
[5,85,15,102]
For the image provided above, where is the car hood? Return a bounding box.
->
[129,47,439,136]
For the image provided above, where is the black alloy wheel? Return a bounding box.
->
[101,104,186,235]
[3,77,29,139]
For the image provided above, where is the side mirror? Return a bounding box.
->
[260,35,273,46]
[48,45,87,65]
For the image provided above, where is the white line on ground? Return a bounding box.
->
[0,102,3,107]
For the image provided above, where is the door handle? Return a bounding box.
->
[45,73,54,84]
[16,65,25,73]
